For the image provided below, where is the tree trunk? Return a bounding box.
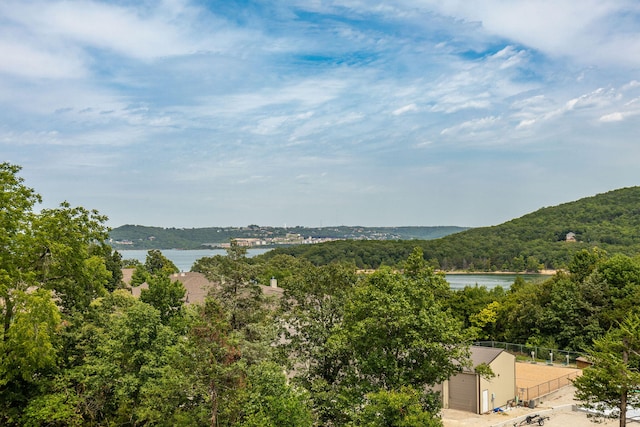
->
[210,383,218,427]
[620,389,627,427]
[620,348,628,427]
[2,296,13,342]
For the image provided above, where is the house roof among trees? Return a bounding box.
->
[470,346,506,366]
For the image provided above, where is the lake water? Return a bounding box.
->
[119,249,551,289]
[119,249,271,272]
[445,273,549,290]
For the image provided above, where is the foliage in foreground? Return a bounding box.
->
[573,313,640,427]
[5,162,640,426]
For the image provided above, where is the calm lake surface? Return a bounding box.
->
[119,249,550,289]
[445,273,549,290]
[119,249,271,272]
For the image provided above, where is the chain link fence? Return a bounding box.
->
[518,371,580,401]
[474,341,585,365]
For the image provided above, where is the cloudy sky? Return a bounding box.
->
[2,0,639,228]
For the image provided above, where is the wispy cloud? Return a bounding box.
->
[1,0,639,228]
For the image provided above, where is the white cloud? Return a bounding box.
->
[251,112,316,136]
[0,39,86,79]
[2,0,639,228]
[516,119,536,128]
[410,0,640,67]
[565,88,620,111]
[392,103,418,115]
[216,78,347,114]
[0,0,258,85]
[494,47,527,69]
[412,140,433,148]
[599,112,624,122]
[0,0,209,59]
[440,115,501,136]
[622,80,640,91]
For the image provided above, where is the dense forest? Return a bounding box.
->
[260,186,640,271]
[109,224,468,249]
[3,162,640,426]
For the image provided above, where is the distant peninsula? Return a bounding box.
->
[109,225,469,250]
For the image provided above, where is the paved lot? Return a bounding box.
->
[442,362,619,427]
[442,385,618,427]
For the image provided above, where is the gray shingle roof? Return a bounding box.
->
[470,345,505,366]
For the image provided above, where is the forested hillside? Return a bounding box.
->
[259,187,640,271]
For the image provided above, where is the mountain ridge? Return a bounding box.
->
[258,186,640,271]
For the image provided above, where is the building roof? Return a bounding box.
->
[172,272,215,304]
[470,345,507,366]
[122,268,283,305]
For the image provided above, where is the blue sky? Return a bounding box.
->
[2,0,640,228]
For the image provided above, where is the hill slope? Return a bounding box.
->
[259,187,640,270]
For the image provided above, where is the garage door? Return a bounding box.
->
[448,373,477,413]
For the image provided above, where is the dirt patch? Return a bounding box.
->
[516,362,581,389]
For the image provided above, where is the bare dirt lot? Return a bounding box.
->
[516,362,580,388]
[442,362,620,427]
[515,362,581,400]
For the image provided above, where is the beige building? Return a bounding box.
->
[438,346,516,414]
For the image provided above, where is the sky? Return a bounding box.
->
[2,0,640,229]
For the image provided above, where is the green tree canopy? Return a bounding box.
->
[574,313,640,427]
[333,266,469,394]
[140,274,186,325]
[0,163,112,423]
[144,249,179,276]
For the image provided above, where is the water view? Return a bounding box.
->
[445,273,549,290]
[120,249,551,289]
[119,249,271,272]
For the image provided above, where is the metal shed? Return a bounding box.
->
[441,346,516,414]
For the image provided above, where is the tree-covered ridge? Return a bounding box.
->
[109,224,468,249]
[260,186,640,271]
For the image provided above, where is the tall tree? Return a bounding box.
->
[597,254,640,329]
[144,249,179,276]
[326,265,470,425]
[238,361,314,427]
[199,241,274,363]
[0,289,62,424]
[0,163,113,425]
[90,244,123,292]
[182,297,245,427]
[278,263,358,425]
[140,274,186,325]
[0,163,111,423]
[27,202,111,313]
[574,313,640,427]
[333,267,469,394]
[347,386,441,427]
[568,247,607,282]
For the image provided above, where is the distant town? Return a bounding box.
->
[113,232,336,248]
